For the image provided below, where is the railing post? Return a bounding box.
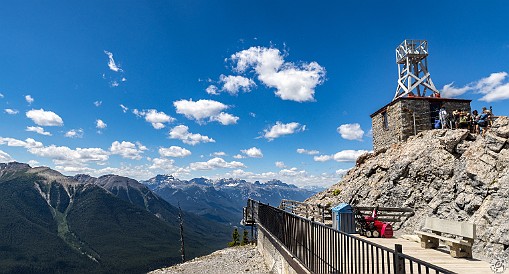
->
[393,244,405,274]
[310,218,314,272]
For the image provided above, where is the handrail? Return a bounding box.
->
[247,199,454,274]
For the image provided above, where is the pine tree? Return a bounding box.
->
[241,229,249,246]
[228,228,240,247]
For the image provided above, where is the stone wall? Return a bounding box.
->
[372,97,471,151]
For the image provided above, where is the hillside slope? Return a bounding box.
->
[306,116,509,260]
[0,164,229,273]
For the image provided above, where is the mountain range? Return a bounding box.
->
[141,175,320,225]
[0,162,230,274]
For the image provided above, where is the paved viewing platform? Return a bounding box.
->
[366,235,496,274]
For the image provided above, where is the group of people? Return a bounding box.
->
[436,106,493,136]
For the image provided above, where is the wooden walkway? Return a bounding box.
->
[366,236,496,274]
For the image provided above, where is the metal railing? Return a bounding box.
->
[247,199,454,274]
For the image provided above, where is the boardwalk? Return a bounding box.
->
[366,236,497,274]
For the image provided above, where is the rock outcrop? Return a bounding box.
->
[306,116,509,260]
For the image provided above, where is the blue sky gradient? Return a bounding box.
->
[1,1,508,187]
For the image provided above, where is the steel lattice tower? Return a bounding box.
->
[393,40,440,101]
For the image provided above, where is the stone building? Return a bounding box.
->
[370,97,471,151]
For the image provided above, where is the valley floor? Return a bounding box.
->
[149,245,272,274]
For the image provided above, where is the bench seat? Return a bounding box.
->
[415,217,476,258]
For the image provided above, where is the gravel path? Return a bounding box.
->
[149,245,272,274]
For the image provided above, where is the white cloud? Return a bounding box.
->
[0,93,3,98]
[313,155,332,162]
[337,123,364,141]
[149,157,176,170]
[0,137,43,148]
[263,121,305,141]
[104,50,123,72]
[159,146,192,158]
[169,125,215,145]
[64,129,84,138]
[296,148,319,155]
[314,150,369,162]
[173,99,238,125]
[442,82,472,98]
[96,119,107,129]
[210,112,239,125]
[275,161,286,168]
[26,126,52,136]
[206,85,219,95]
[230,46,326,102]
[189,157,245,170]
[94,101,102,107]
[29,145,109,166]
[219,75,256,95]
[26,109,64,126]
[4,109,19,115]
[133,109,175,129]
[110,141,147,160]
[241,147,263,158]
[212,151,226,157]
[27,160,39,166]
[25,95,34,105]
[442,72,509,102]
[0,150,13,162]
[120,104,129,113]
[233,154,245,159]
[279,167,306,177]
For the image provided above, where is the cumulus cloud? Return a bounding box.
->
[189,157,245,170]
[104,50,123,72]
[296,148,319,155]
[314,150,369,162]
[159,146,192,158]
[25,95,34,105]
[96,119,107,129]
[173,99,239,125]
[337,123,364,141]
[219,75,256,95]
[263,121,305,141]
[233,154,245,159]
[0,150,13,162]
[0,137,43,148]
[29,145,109,166]
[0,93,3,98]
[4,109,19,115]
[110,141,147,160]
[206,85,219,95]
[149,157,176,170]
[230,46,326,102]
[210,112,239,125]
[442,72,509,102]
[65,129,84,138]
[212,151,226,157]
[26,109,64,126]
[94,101,102,107]
[169,125,215,145]
[133,109,175,129]
[241,147,263,158]
[26,126,52,136]
[275,161,286,168]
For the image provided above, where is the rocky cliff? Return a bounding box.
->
[306,116,509,260]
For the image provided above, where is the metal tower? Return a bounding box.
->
[393,40,440,101]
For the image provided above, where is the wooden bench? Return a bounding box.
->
[415,217,476,258]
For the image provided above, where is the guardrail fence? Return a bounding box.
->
[246,199,453,274]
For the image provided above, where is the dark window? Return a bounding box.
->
[382,111,388,129]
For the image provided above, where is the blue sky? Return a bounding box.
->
[1,1,508,187]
